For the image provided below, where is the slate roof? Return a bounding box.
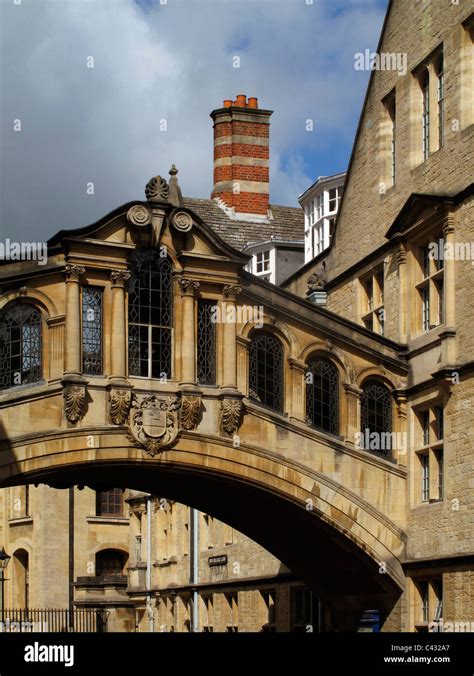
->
[182,197,304,251]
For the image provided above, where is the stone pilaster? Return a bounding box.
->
[110,269,131,381]
[221,284,242,391]
[442,216,456,367]
[344,383,362,447]
[396,241,407,344]
[288,358,306,422]
[63,264,85,376]
[178,278,200,386]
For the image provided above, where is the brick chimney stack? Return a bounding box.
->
[210,95,272,219]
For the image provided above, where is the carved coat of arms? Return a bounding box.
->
[128,395,180,457]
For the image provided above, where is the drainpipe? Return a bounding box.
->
[68,487,74,619]
[190,507,199,632]
[146,496,154,632]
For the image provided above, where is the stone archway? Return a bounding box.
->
[0,428,406,628]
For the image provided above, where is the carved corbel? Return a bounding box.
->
[180,394,202,431]
[63,381,87,423]
[109,388,133,425]
[221,397,244,435]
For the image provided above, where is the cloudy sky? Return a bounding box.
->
[0,0,388,243]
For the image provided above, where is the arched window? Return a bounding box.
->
[420,70,430,160]
[95,549,127,577]
[12,549,29,608]
[306,358,339,435]
[0,304,42,389]
[128,250,173,379]
[360,380,392,453]
[248,331,283,411]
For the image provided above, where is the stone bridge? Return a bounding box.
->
[0,184,409,628]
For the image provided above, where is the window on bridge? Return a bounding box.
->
[305,357,339,435]
[197,299,217,385]
[360,380,393,454]
[81,286,103,375]
[248,331,284,412]
[0,303,42,390]
[128,249,173,380]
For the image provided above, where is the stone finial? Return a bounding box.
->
[145,175,170,202]
[168,164,183,207]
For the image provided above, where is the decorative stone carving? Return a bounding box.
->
[110,270,131,286]
[63,383,86,423]
[223,284,242,299]
[110,389,132,425]
[145,175,170,202]
[127,204,152,226]
[128,394,180,457]
[64,264,85,281]
[221,398,243,434]
[307,266,327,293]
[396,243,407,265]
[180,395,202,431]
[172,210,193,233]
[178,278,200,295]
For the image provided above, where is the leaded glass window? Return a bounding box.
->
[306,358,339,435]
[82,287,103,375]
[0,304,42,389]
[249,331,283,411]
[197,300,216,385]
[360,380,392,453]
[128,250,173,379]
[421,70,430,161]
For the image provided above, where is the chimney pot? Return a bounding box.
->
[223,99,232,108]
[236,94,247,107]
[247,97,258,109]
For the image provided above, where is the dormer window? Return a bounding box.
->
[255,250,270,274]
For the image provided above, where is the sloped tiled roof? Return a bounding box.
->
[182,197,304,251]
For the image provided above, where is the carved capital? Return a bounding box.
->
[179,278,200,296]
[64,264,85,282]
[63,383,86,423]
[127,204,152,227]
[288,358,306,375]
[442,215,455,237]
[180,395,202,431]
[110,388,132,425]
[343,382,363,398]
[221,397,244,435]
[110,270,132,287]
[223,284,242,300]
[394,390,408,420]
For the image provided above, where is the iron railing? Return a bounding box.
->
[0,608,108,632]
